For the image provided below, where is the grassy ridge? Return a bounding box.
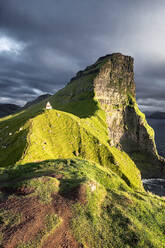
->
[0,159,164,248]
[0,105,142,190]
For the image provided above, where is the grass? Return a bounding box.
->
[0,158,133,193]
[0,158,165,247]
[0,55,159,187]
[65,160,165,248]
[12,176,59,204]
[134,103,155,139]
[17,214,61,248]
[0,104,143,190]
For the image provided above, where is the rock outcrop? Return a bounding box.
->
[51,53,165,177]
[93,54,157,156]
[56,53,157,156]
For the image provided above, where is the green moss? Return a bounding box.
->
[109,147,142,189]
[71,182,165,248]
[13,176,59,204]
[125,94,155,142]
[0,102,143,190]
[134,103,155,140]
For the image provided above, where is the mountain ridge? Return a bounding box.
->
[0,94,52,118]
[0,53,165,248]
[23,93,52,109]
[0,103,20,118]
[49,53,164,177]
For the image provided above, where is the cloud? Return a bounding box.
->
[0,35,25,55]
[0,0,165,111]
[137,98,165,112]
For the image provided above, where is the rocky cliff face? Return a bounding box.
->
[93,54,157,156]
[60,53,157,156]
[51,53,165,177]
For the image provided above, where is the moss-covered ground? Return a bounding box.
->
[0,159,164,248]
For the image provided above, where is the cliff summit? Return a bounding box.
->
[51,53,163,177]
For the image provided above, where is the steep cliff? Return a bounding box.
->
[50,53,164,177]
[52,54,154,152]
[93,54,157,155]
[0,53,164,179]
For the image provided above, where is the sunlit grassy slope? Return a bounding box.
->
[0,60,164,247]
[1,159,165,248]
[0,98,142,190]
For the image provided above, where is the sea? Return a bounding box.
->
[143,118,165,196]
[146,118,165,157]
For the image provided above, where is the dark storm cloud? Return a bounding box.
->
[0,0,165,111]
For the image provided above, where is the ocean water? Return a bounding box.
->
[142,178,165,197]
[147,118,165,157]
[142,118,165,196]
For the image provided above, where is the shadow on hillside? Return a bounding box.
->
[51,97,99,118]
[0,159,62,183]
[0,158,86,186]
[0,101,45,128]
[117,105,165,178]
[0,93,99,170]
[0,159,87,199]
[128,151,165,179]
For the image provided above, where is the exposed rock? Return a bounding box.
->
[62,53,157,156]
[53,53,164,177]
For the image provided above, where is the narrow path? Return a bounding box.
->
[42,194,80,248]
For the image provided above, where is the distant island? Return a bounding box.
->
[148,111,165,119]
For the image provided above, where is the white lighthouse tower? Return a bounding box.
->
[46,101,52,110]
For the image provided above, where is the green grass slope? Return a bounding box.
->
[0,103,142,190]
[0,159,164,248]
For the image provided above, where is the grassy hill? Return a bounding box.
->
[0,100,142,190]
[0,53,165,247]
[0,93,165,248]
[0,159,165,248]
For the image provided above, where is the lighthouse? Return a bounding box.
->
[46,101,52,110]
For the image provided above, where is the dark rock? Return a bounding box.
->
[54,53,164,177]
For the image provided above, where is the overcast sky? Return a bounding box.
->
[0,0,165,112]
